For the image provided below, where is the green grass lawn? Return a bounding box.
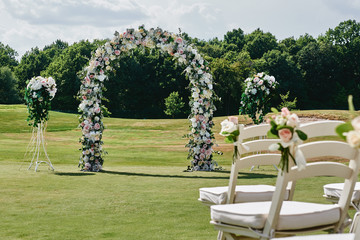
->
[0,104,358,239]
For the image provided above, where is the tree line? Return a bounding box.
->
[1,19,359,118]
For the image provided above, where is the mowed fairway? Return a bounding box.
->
[0,104,358,239]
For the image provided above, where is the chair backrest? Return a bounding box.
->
[299,120,344,139]
[227,123,281,204]
[263,140,360,235]
[284,120,345,199]
[226,120,345,204]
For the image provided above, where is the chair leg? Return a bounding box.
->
[217,230,225,240]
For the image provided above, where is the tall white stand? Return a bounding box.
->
[27,122,55,172]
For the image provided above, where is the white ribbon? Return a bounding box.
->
[233,141,250,152]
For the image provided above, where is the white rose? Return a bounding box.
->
[219,119,237,136]
[192,91,199,100]
[346,131,360,148]
[275,115,286,125]
[352,116,360,131]
[286,113,300,128]
[251,88,257,95]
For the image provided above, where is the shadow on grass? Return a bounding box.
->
[55,172,95,176]
[100,170,276,179]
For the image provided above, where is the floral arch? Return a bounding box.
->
[78,25,217,172]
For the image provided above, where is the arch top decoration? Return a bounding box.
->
[78,25,217,172]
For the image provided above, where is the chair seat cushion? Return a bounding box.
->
[324,182,360,202]
[211,201,340,230]
[272,233,355,240]
[199,185,290,205]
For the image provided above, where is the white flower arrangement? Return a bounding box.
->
[25,76,57,126]
[78,25,217,171]
[240,72,278,124]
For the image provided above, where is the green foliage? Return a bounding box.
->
[224,28,245,52]
[104,47,189,118]
[278,91,297,110]
[8,19,360,116]
[243,28,278,59]
[210,58,248,116]
[257,49,305,108]
[0,66,19,103]
[14,41,68,100]
[164,91,185,118]
[0,42,18,69]
[43,40,98,112]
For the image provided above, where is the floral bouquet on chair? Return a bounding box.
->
[336,96,360,148]
[267,107,307,172]
[220,116,240,162]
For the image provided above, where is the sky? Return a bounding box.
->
[0,0,360,58]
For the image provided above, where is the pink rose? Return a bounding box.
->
[281,107,290,117]
[114,50,120,55]
[94,123,100,130]
[278,128,292,143]
[94,107,101,114]
[83,124,91,133]
[175,37,183,44]
[84,162,91,169]
[205,149,212,156]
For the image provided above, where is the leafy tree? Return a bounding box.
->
[164,91,185,118]
[323,19,360,45]
[44,40,99,112]
[244,29,278,59]
[105,47,189,118]
[14,41,68,100]
[297,41,339,108]
[0,42,18,69]
[224,28,245,52]
[0,66,20,103]
[256,49,305,108]
[210,58,247,116]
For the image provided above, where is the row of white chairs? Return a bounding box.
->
[199,120,360,239]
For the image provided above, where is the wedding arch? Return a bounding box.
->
[78,25,217,172]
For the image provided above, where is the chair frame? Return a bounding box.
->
[211,140,360,240]
[226,120,344,205]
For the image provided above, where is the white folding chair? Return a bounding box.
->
[199,120,344,207]
[199,123,283,206]
[210,140,360,240]
[324,182,360,211]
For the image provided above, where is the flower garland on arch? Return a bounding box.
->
[78,25,217,172]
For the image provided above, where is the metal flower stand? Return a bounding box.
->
[27,122,55,172]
